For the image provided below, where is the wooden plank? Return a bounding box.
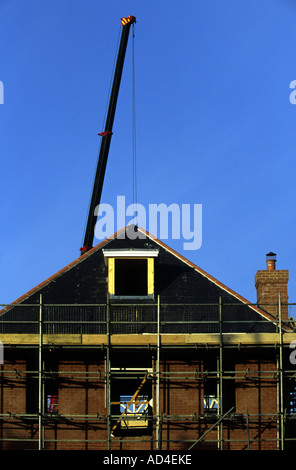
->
[82,334,107,345]
[110,334,158,345]
[0,332,295,346]
[185,333,296,345]
[0,334,82,345]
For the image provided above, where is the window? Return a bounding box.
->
[203,356,219,415]
[110,366,153,437]
[103,249,158,299]
[44,353,59,414]
[204,394,219,413]
[26,353,39,415]
[204,379,219,414]
[203,356,236,415]
[46,394,58,414]
[288,380,296,414]
[26,352,59,416]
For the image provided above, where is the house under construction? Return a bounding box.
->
[0,226,295,450]
[1,16,295,451]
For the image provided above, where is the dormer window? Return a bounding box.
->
[115,258,148,296]
[103,249,159,299]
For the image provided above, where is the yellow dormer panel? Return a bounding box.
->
[147,258,154,296]
[108,257,115,295]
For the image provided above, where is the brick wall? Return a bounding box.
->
[0,356,37,450]
[234,357,278,450]
[44,356,107,450]
[0,349,281,450]
[158,356,203,450]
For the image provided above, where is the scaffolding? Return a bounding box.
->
[0,294,295,450]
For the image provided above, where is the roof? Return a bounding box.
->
[0,226,278,334]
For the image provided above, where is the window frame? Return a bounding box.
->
[103,249,159,300]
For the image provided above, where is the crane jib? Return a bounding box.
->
[80,15,136,255]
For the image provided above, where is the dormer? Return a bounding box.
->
[103,248,159,299]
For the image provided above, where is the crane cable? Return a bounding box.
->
[132,23,138,224]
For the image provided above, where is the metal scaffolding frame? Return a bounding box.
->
[0,294,295,450]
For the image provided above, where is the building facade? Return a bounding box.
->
[0,226,295,450]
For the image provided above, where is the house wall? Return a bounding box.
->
[0,348,280,451]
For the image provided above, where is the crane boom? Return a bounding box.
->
[80,15,136,254]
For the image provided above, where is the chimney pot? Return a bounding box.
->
[266,252,276,271]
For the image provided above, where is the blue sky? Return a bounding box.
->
[0,0,296,310]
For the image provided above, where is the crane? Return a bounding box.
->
[80,15,136,255]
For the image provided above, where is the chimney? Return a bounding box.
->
[255,252,289,320]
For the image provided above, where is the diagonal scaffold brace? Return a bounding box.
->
[188,407,235,450]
